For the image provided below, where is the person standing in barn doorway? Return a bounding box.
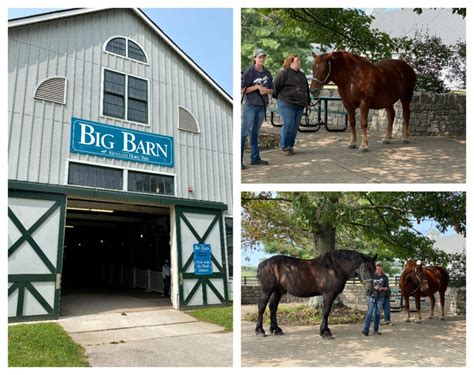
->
[162,259,171,297]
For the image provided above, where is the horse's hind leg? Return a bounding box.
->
[428,295,435,319]
[403,294,411,322]
[401,99,411,143]
[382,106,395,144]
[255,290,272,336]
[269,290,284,335]
[439,290,446,320]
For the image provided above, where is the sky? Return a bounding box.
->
[7,8,233,96]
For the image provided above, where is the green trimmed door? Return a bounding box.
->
[8,190,66,322]
[176,206,229,308]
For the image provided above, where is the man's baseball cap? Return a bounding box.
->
[376,261,384,267]
[254,49,266,57]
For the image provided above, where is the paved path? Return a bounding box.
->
[241,126,465,183]
[241,306,465,367]
[59,309,232,367]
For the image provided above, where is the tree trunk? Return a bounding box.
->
[313,223,336,256]
[308,221,340,308]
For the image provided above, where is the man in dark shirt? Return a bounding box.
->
[241,49,273,169]
[362,261,389,336]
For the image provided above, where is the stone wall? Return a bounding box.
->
[318,89,466,137]
[241,284,466,316]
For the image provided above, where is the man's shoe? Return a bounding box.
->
[374,331,382,335]
[385,321,393,326]
[251,159,269,165]
[241,163,246,170]
[282,150,292,156]
[361,330,369,336]
[288,148,296,155]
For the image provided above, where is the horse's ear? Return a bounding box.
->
[372,254,378,262]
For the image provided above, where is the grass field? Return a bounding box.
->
[8,323,89,367]
[187,306,233,332]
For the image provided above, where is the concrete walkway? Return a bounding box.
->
[241,306,465,367]
[241,125,465,183]
[59,309,232,367]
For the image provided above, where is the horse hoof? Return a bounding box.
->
[440,317,446,321]
[270,327,284,336]
[348,144,357,149]
[382,139,390,144]
[415,320,421,324]
[428,316,434,320]
[359,147,369,153]
[405,319,410,323]
[256,332,266,337]
[401,139,410,144]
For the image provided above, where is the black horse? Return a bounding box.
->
[256,249,376,338]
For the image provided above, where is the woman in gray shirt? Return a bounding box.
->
[273,54,311,155]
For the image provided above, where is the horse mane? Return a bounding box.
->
[319,249,370,263]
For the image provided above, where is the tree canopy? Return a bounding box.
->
[241,192,465,267]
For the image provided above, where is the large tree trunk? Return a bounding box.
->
[308,221,341,308]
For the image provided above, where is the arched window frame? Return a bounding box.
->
[177,105,201,133]
[33,76,67,104]
[103,36,149,65]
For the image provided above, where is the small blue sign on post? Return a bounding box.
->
[193,244,212,275]
[70,117,174,167]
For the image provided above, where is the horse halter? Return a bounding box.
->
[312,60,332,85]
[410,271,429,295]
[358,264,373,286]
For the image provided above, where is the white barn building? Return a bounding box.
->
[8,8,233,322]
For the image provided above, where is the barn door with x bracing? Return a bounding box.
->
[8,190,66,322]
[176,206,229,308]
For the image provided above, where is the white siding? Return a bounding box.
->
[8,9,233,214]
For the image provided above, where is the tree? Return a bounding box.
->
[241,8,406,75]
[399,31,457,93]
[241,192,465,266]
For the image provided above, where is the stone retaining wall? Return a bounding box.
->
[241,284,466,316]
[318,89,466,137]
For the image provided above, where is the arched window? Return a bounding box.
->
[34,77,67,104]
[104,36,148,64]
[178,106,200,133]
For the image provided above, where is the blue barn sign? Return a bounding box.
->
[193,244,212,275]
[70,117,174,167]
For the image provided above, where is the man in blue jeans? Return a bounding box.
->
[241,49,273,169]
[363,261,389,336]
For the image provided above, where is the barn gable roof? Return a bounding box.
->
[8,8,232,105]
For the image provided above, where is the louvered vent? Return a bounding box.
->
[34,77,66,104]
[178,106,200,133]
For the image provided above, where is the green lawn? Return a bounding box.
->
[187,306,233,332]
[9,323,89,367]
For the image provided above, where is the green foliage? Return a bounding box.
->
[399,31,464,93]
[241,8,408,76]
[8,323,89,367]
[187,306,233,332]
[241,192,465,265]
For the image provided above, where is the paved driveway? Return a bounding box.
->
[59,309,232,367]
[241,126,465,183]
[241,311,465,367]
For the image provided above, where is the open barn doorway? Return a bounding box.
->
[60,199,172,316]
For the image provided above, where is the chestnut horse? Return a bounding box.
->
[399,259,449,323]
[310,51,417,151]
[256,249,376,339]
